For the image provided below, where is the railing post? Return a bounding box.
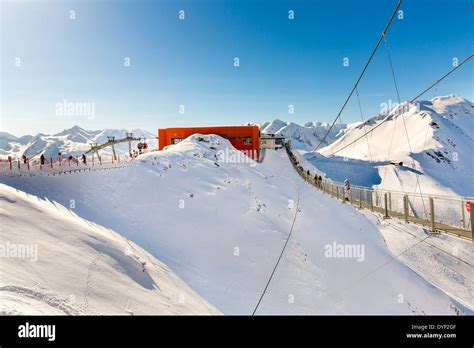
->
[384,193,389,218]
[470,205,474,242]
[50,158,53,169]
[429,197,435,233]
[370,192,374,212]
[336,185,339,200]
[359,189,362,209]
[349,189,353,205]
[461,199,465,229]
[403,194,408,223]
[17,159,20,170]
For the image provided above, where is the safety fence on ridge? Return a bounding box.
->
[284,144,474,241]
[0,154,137,177]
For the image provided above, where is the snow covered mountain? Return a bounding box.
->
[0,183,219,315]
[259,96,473,197]
[1,134,471,314]
[307,95,474,197]
[260,119,347,152]
[256,96,473,232]
[0,132,33,158]
[0,126,157,160]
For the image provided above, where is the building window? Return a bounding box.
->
[172,138,183,144]
[243,137,252,145]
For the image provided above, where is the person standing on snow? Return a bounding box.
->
[81,154,87,165]
[344,178,351,201]
[40,154,46,166]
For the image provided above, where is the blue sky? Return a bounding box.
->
[1,0,472,136]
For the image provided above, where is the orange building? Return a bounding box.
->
[158,126,260,160]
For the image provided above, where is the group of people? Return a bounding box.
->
[38,153,87,166]
[286,144,352,202]
[313,172,323,188]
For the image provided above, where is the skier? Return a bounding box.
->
[344,178,351,201]
[81,154,87,165]
[40,154,46,166]
[22,155,27,164]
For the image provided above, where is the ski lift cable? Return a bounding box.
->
[384,219,473,267]
[252,185,300,315]
[312,0,403,153]
[378,34,402,192]
[326,54,473,157]
[381,34,428,217]
[355,86,374,163]
[335,100,355,180]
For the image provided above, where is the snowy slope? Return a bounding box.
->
[0,184,219,315]
[1,135,470,314]
[261,119,347,152]
[0,126,157,161]
[362,211,474,312]
[313,95,473,196]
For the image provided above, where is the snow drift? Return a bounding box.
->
[0,184,219,315]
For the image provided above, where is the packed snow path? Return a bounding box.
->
[1,136,471,314]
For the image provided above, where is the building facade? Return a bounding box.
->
[158,126,260,160]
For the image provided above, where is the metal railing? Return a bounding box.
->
[285,144,473,241]
[0,154,136,177]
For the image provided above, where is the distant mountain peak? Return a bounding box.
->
[0,126,157,160]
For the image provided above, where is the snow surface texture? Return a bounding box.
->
[0,126,157,160]
[1,134,471,314]
[0,184,219,315]
[362,211,473,312]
